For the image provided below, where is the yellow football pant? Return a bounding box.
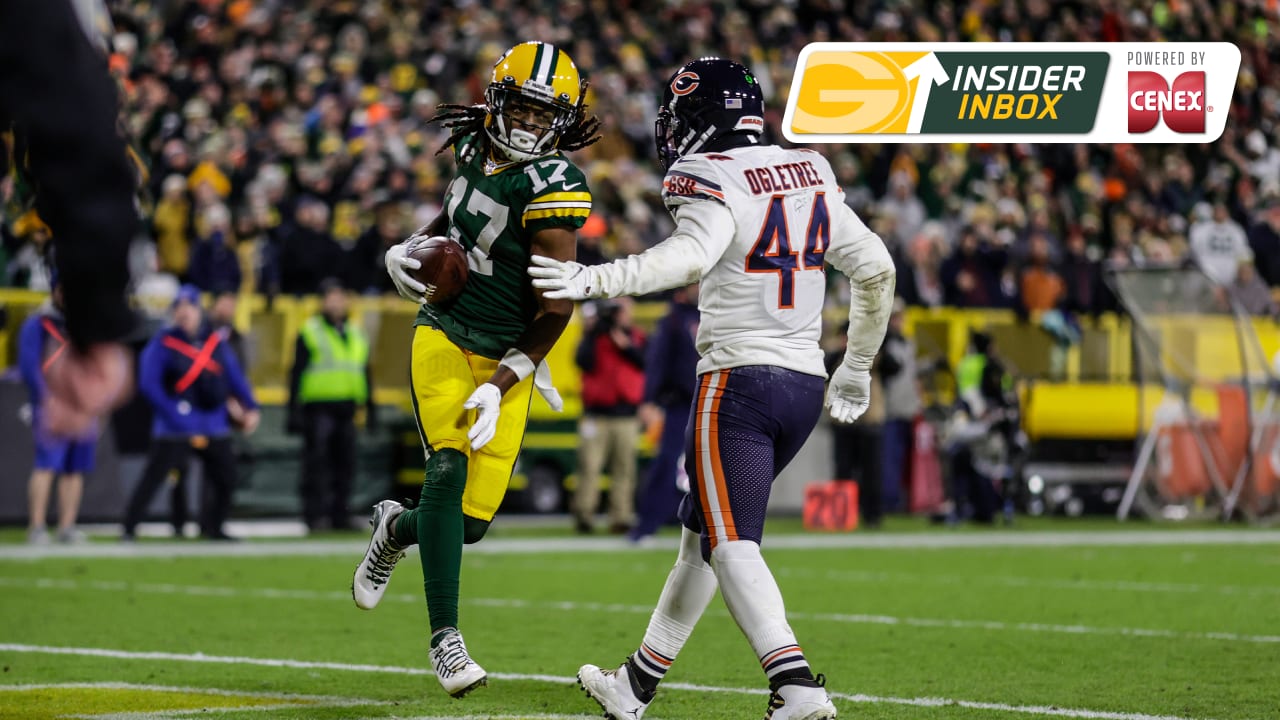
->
[410,326,533,522]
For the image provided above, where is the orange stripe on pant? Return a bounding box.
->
[693,375,715,547]
[696,370,738,550]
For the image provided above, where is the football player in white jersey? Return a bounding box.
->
[530,58,894,720]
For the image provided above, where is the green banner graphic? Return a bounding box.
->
[919,52,1110,134]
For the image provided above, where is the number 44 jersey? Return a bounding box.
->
[660,145,884,378]
[416,134,592,359]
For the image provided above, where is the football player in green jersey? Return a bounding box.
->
[351,41,600,697]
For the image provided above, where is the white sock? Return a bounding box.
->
[631,528,717,682]
[711,539,811,683]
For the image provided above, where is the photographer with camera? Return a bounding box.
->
[573,297,646,534]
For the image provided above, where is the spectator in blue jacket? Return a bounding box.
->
[629,284,701,544]
[188,204,242,294]
[122,285,260,541]
[17,271,94,544]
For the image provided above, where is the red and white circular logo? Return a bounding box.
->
[671,72,700,96]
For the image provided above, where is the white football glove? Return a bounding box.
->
[385,240,427,304]
[527,254,602,300]
[533,361,563,412]
[462,382,502,450]
[826,364,871,424]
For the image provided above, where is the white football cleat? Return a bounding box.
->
[578,660,653,720]
[430,629,488,698]
[765,675,837,720]
[352,500,406,610]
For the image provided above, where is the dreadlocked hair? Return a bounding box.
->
[559,106,602,153]
[431,103,488,156]
[560,78,604,152]
[430,94,603,157]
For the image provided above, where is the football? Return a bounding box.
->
[407,236,469,305]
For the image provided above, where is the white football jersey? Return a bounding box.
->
[659,145,885,377]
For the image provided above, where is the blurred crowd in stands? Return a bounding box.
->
[3,0,1279,323]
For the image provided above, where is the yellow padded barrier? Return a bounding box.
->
[1022,382,1224,441]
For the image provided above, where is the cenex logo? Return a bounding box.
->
[1127,71,1206,133]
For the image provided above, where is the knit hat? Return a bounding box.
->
[173,284,202,309]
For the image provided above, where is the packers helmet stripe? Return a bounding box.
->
[546,45,560,85]
[534,43,554,85]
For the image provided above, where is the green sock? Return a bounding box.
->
[392,507,418,547]
[415,448,467,636]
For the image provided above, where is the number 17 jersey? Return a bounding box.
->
[416,134,592,359]
[661,145,880,378]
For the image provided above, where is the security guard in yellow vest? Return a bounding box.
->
[288,279,374,531]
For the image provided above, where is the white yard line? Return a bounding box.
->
[4,576,1278,645]
[0,643,1221,720]
[469,597,1280,645]
[3,529,1280,560]
[772,567,1280,598]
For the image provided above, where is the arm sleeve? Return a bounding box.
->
[138,337,186,429]
[287,336,308,411]
[587,201,735,298]
[17,318,46,402]
[0,0,138,348]
[826,202,896,374]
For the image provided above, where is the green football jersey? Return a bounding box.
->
[416,134,592,359]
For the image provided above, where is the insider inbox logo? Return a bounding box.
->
[1127,49,1209,134]
[781,42,1239,144]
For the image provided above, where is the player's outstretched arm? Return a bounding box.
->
[529,201,733,300]
[825,202,896,424]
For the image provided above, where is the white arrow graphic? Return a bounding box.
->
[902,53,950,133]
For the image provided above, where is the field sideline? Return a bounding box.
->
[2,521,1278,720]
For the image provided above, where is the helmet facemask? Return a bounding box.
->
[485,82,578,163]
[655,107,680,170]
[654,99,718,170]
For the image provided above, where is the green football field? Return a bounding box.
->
[2,518,1279,720]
